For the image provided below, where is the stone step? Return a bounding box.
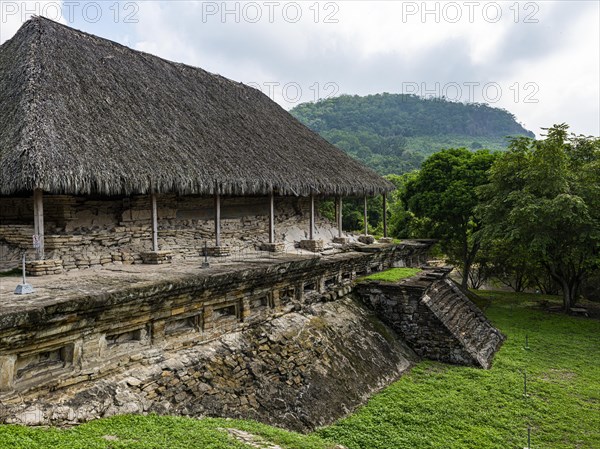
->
[428,279,505,369]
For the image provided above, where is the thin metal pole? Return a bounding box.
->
[214,191,221,247]
[309,192,315,240]
[269,190,275,244]
[383,193,388,238]
[22,253,27,284]
[151,192,158,251]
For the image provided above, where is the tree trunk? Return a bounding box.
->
[568,280,581,309]
[560,280,571,312]
[462,258,472,289]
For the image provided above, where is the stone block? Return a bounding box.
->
[204,246,231,257]
[358,235,376,245]
[140,251,173,265]
[258,242,285,253]
[378,237,394,244]
[332,237,350,244]
[299,239,324,252]
[0,355,16,391]
[26,259,63,276]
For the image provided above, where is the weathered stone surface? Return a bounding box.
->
[140,251,173,265]
[356,268,505,369]
[0,298,416,432]
[0,243,448,431]
[298,239,324,252]
[358,235,375,245]
[25,259,63,276]
[258,242,285,253]
[0,195,356,271]
[204,246,231,257]
[332,237,350,244]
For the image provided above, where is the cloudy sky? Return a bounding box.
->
[1,1,598,137]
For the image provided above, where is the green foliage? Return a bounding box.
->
[478,124,600,309]
[385,172,420,239]
[359,268,422,282]
[318,196,383,233]
[290,93,533,175]
[401,148,498,287]
[319,291,600,449]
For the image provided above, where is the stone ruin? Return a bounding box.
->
[0,242,504,431]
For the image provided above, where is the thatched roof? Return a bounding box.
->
[0,17,393,197]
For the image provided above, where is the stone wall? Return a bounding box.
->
[356,269,505,369]
[0,194,345,270]
[0,245,429,399]
[0,298,416,432]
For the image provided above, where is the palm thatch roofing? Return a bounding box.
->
[0,17,393,197]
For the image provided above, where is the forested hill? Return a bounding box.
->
[290,93,535,175]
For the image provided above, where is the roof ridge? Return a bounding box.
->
[27,16,237,91]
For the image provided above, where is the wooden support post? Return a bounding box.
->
[214,191,221,247]
[33,189,44,260]
[309,192,315,240]
[363,195,368,236]
[337,196,343,238]
[151,192,158,251]
[334,196,338,229]
[383,193,388,238]
[269,190,275,244]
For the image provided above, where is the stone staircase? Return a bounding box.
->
[356,267,505,369]
[421,278,505,369]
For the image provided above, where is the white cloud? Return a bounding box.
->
[1,1,598,136]
[0,1,65,43]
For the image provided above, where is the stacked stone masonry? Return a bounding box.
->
[140,251,173,265]
[0,244,431,429]
[25,259,63,276]
[1,243,505,429]
[0,194,338,270]
[356,268,505,369]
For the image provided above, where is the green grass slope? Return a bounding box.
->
[319,291,600,448]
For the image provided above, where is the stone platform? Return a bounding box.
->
[0,241,436,429]
[0,241,432,398]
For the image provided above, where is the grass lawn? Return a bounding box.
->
[1,291,598,448]
[360,267,422,282]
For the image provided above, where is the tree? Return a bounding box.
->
[402,148,497,287]
[478,124,600,310]
[478,239,536,292]
[385,173,419,238]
